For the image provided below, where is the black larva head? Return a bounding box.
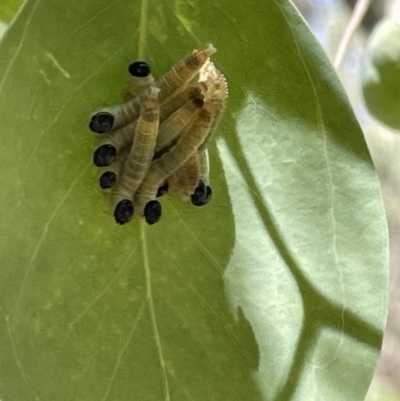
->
[99,171,116,189]
[93,144,116,167]
[156,182,169,198]
[191,181,212,206]
[128,61,151,78]
[192,96,205,108]
[89,112,114,133]
[114,199,134,225]
[144,200,162,225]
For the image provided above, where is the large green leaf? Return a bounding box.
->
[0,0,387,400]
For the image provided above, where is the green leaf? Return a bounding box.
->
[362,18,400,130]
[0,0,24,23]
[0,21,7,39]
[0,0,387,401]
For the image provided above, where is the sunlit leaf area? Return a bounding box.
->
[0,0,395,400]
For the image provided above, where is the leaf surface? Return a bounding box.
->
[0,0,24,23]
[0,0,387,400]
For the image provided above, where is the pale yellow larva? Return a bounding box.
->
[198,62,228,151]
[133,98,215,215]
[89,45,216,134]
[156,44,216,103]
[197,94,225,152]
[197,149,210,185]
[166,153,201,199]
[92,84,207,167]
[97,147,129,190]
[111,86,160,224]
[122,61,155,101]
[93,63,155,166]
[165,149,211,206]
[93,119,137,167]
[155,96,204,154]
[189,149,212,206]
[159,81,208,123]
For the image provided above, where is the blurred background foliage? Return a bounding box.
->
[0,0,398,399]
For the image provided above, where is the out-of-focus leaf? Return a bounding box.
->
[362,18,400,130]
[0,0,387,400]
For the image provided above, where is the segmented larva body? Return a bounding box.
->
[89,44,227,225]
[156,44,216,103]
[158,100,214,171]
[111,87,160,224]
[159,81,208,123]
[93,120,138,167]
[98,147,129,190]
[93,63,156,167]
[198,94,225,152]
[197,149,210,185]
[189,149,212,206]
[89,45,216,134]
[166,153,201,199]
[126,61,155,98]
[198,60,228,152]
[92,88,206,168]
[155,96,204,154]
[133,99,214,214]
[163,134,213,207]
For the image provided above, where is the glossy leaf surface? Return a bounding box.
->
[0,0,387,400]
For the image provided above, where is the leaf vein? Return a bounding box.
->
[0,0,41,95]
[1,307,40,400]
[141,223,171,401]
[10,162,91,316]
[24,37,135,172]
[101,301,146,401]
[273,0,344,327]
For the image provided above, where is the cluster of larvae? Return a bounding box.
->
[89,44,228,225]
